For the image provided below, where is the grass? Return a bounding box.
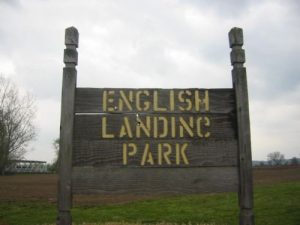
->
[0,182,299,225]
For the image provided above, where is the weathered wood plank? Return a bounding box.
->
[75,88,235,114]
[73,113,237,140]
[233,68,253,208]
[58,67,76,212]
[72,166,238,194]
[73,139,238,167]
[229,27,254,225]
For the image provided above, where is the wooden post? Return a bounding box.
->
[57,27,79,225]
[229,27,254,225]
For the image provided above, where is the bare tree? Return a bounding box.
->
[267,151,285,166]
[0,76,36,175]
[290,157,298,165]
[50,138,59,172]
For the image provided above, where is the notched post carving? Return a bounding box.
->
[229,27,254,225]
[229,27,245,68]
[57,26,79,225]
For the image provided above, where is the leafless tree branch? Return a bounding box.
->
[0,76,36,174]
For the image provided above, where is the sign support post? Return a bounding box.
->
[57,27,78,225]
[56,26,254,225]
[229,28,254,225]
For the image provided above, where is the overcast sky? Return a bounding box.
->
[1,0,299,163]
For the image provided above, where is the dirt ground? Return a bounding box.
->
[0,166,299,205]
[253,165,300,185]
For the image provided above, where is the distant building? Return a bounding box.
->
[5,160,48,173]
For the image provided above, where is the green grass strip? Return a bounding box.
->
[0,182,299,225]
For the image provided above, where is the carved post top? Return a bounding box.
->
[64,27,79,67]
[65,27,79,47]
[229,27,245,68]
[229,27,243,47]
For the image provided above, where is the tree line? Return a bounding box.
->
[253,151,299,167]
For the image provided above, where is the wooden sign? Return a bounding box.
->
[57,27,254,225]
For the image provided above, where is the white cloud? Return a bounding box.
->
[26,98,60,162]
[251,85,300,159]
[0,57,15,75]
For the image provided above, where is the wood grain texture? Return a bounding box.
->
[73,139,238,167]
[72,166,238,194]
[58,69,76,212]
[57,26,78,225]
[233,68,253,208]
[73,113,237,140]
[230,27,254,225]
[75,88,235,114]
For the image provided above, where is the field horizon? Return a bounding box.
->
[0,166,299,225]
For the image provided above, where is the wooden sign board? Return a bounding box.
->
[57,27,254,225]
[72,88,238,194]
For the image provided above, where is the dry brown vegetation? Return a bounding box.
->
[253,166,300,184]
[0,166,299,225]
[0,166,299,205]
